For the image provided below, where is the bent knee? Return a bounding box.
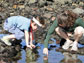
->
[55,27,60,32]
[74,26,84,34]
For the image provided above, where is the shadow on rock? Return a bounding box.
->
[0,39,22,60]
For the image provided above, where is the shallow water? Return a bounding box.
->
[0,34,84,63]
[16,45,84,63]
[17,39,84,63]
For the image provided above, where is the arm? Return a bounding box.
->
[43,19,58,56]
[24,30,32,48]
[44,19,58,48]
[29,32,33,44]
[29,32,35,48]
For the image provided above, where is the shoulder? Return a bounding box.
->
[16,16,31,22]
[75,18,83,23]
[74,17,84,26]
[53,18,58,24]
[8,16,30,20]
[76,18,83,21]
[17,16,29,20]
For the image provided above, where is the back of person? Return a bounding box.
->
[6,16,31,31]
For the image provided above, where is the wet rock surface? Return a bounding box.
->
[0,39,21,58]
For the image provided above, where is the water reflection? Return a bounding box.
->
[43,58,48,63]
[60,52,82,63]
[43,55,48,63]
[26,47,39,63]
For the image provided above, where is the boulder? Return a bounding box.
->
[28,0,37,4]
[72,8,84,15]
[54,0,72,4]
[0,39,21,58]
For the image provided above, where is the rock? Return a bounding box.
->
[0,39,21,57]
[0,45,5,53]
[28,0,37,4]
[72,3,78,6]
[10,12,15,16]
[17,4,25,9]
[13,5,17,9]
[54,0,72,4]
[43,13,52,18]
[17,0,25,5]
[72,0,77,3]
[38,0,46,7]
[44,6,53,11]
[79,2,84,6]
[72,8,84,15]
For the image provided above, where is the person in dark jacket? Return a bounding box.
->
[43,10,84,56]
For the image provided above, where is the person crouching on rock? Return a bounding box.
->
[1,15,45,49]
[43,10,84,56]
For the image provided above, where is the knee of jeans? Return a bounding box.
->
[74,26,84,34]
